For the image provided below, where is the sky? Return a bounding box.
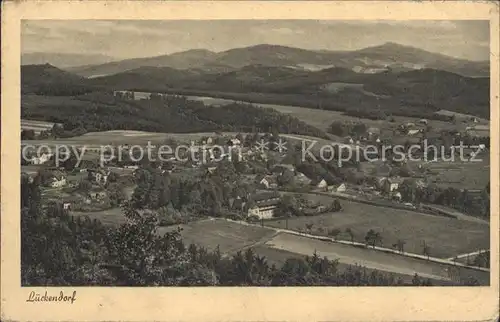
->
[21,20,490,61]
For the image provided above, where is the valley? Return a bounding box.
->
[20,39,491,287]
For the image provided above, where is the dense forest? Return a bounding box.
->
[21,92,330,139]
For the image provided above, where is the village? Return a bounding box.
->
[21,113,490,223]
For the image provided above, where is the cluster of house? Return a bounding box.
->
[181,135,270,167]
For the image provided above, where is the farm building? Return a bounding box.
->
[227,138,241,146]
[247,192,281,219]
[328,183,347,193]
[312,178,328,189]
[381,177,404,193]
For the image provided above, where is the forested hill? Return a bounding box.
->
[22,63,490,120]
[21,92,330,139]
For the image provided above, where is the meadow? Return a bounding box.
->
[21,119,58,134]
[265,197,489,259]
[157,219,277,254]
[179,93,460,133]
[251,245,456,285]
[422,158,490,190]
[263,233,489,285]
[71,208,127,226]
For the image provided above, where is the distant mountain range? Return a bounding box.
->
[42,42,489,78]
[21,52,116,69]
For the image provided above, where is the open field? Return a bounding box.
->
[72,208,127,226]
[21,119,58,134]
[149,218,488,284]
[21,165,44,175]
[177,93,461,133]
[157,219,277,254]
[265,197,489,259]
[435,109,489,124]
[69,210,488,284]
[251,245,456,285]
[360,157,490,191]
[422,159,490,190]
[22,130,227,147]
[264,233,489,284]
[22,130,352,152]
[128,91,461,133]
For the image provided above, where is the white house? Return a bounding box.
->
[63,202,71,210]
[314,179,328,189]
[248,204,276,219]
[335,183,347,193]
[247,192,281,219]
[227,138,241,146]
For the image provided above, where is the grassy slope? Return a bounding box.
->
[265,198,489,259]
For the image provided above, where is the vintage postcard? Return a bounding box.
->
[1,1,499,321]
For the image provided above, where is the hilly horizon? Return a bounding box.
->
[21,60,490,119]
[27,42,488,78]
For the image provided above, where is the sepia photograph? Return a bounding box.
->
[19,18,492,287]
[2,1,499,321]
